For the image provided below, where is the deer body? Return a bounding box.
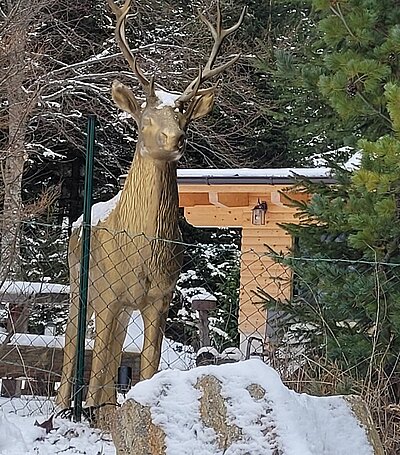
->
[56,0,245,410]
[58,152,182,408]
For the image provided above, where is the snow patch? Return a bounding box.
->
[127,360,374,455]
[72,191,121,229]
[0,412,115,455]
[309,146,355,167]
[189,291,217,302]
[124,311,195,370]
[345,151,362,170]
[155,89,180,108]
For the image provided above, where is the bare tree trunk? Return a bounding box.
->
[0,21,28,281]
[0,7,31,336]
[1,138,26,280]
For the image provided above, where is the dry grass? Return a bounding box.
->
[269,353,400,454]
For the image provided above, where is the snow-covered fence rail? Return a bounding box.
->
[0,280,69,334]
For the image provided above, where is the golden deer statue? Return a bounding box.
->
[56,0,245,409]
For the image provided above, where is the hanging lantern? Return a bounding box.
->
[251,200,268,225]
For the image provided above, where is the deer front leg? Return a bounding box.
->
[140,297,169,380]
[56,291,79,409]
[96,306,132,406]
[85,296,119,408]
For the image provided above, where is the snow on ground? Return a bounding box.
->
[0,360,374,455]
[124,311,195,370]
[0,395,115,454]
[0,411,115,455]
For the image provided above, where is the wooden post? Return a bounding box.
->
[6,298,30,333]
[191,294,217,347]
[1,378,21,398]
[199,310,210,346]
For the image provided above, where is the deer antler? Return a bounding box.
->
[107,0,156,99]
[176,1,246,104]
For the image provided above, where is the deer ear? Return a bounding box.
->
[111,80,141,122]
[189,92,215,120]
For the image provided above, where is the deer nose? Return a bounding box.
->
[159,131,185,150]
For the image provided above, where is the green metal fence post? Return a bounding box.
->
[73,114,95,422]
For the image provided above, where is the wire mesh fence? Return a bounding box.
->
[0,220,286,417]
[1,219,400,434]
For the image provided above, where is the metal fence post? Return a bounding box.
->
[73,114,95,422]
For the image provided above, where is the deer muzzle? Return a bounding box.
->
[158,130,185,153]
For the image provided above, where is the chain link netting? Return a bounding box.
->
[1,219,399,446]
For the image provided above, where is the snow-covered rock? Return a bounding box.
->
[110,359,383,455]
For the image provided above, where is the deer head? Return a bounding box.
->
[107,0,246,162]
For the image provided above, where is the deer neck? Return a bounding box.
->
[112,145,180,239]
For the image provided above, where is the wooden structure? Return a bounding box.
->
[0,281,139,398]
[191,293,217,347]
[0,344,139,398]
[177,168,333,350]
[0,281,69,334]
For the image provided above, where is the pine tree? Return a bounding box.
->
[256,1,356,165]
[259,3,400,428]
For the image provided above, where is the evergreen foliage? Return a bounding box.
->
[256,1,355,164]
[166,219,241,352]
[259,1,400,398]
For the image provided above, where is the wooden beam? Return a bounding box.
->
[271,191,284,207]
[207,192,249,208]
[219,193,249,207]
[242,228,291,238]
[179,193,210,207]
[184,207,244,227]
[180,192,250,209]
[208,192,227,208]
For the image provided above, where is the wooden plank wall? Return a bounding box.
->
[181,186,299,350]
[239,194,295,347]
[0,345,140,397]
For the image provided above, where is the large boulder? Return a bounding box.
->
[110,359,383,455]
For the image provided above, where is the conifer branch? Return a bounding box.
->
[357,92,391,124]
[329,4,357,40]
